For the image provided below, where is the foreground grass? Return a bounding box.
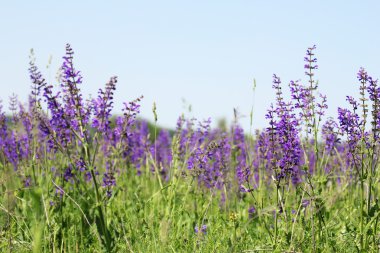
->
[0,146,376,252]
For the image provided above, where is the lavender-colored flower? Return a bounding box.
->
[28,52,46,106]
[366,73,380,141]
[117,96,143,140]
[322,118,340,154]
[195,224,207,235]
[337,106,364,166]
[276,107,302,181]
[92,76,117,132]
[64,165,75,183]
[55,187,64,198]
[23,176,32,187]
[102,162,117,198]
[76,157,87,172]
[151,129,172,180]
[2,131,21,170]
[357,67,369,82]
[316,93,328,118]
[233,124,250,188]
[60,44,88,131]
[302,199,310,208]
[267,75,302,183]
[304,45,318,81]
[248,206,256,218]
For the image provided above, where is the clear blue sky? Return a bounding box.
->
[1,1,380,130]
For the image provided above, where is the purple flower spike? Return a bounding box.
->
[195,224,207,235]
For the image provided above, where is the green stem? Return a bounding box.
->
[274,184,279,250]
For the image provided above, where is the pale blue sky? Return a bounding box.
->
[1,1,380,130]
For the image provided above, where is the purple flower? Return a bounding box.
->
[23,176,32,187]
[266,75,302,183]
[357,67,368,82]
[151,129,172,180]
[92,76,117,132]
[248,206,256,218]
[64,166,75,183]
[76,157,87,172]
[304,45,318,80]
[322,118,340,154]
[302,199,310,208]
[195,224,207,235]
[233,124,249,187]
[102,163,116,198]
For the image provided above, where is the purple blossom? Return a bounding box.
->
[233,124,250,188]
[23,176,32,187]
[304,45,319,79]
[248,206,256,218]
[266,75,302,183]
[64,165,75,183]
[102,169,116,198]
[92,76,117,132]
[195,224,207,235]
[322,118,340,154]
[151,129,173,180]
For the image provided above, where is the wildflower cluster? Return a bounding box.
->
[1,45,380,252]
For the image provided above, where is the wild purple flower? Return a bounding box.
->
[265,104,277,133]
[176,115,185,132]
[302,199,310,208]
[55,187,64,198]
[85,171,93,182]
[28,54,45,106]
[0,102,7,139]
[346,96,359,110]
[197,134,230,189]
[187,138,223,189]
[76,157,87,172]
[197,117,212,143]
[366,74,380,141]
[266,75,302,183]
[233,124,250,189]
[92,76,117,132]
[23,176,32,187]
[195,224,207,235]
[60,44,90,134]
[102,168,116,198]
[316,93,328,118]
[265,104,280,174]
[151,129,172,180]
[19,104,33,137]
[256,131,272,175]
[9,93,19,124]
[37,80,72,150]
[248,206,256,218]
[322,118,340,154]
[276,107,302,181]
[337,106,364,164]
[187,148,208,170]
[357,67,369,82]
[2,131,21,170]
[117,96,143,140]
[209,134,231,189]
[289,80,313,132]
[176,117,199,158]
[304,45,318,81]
[272,74,285,110]
[127,121,150,174]
[64,165,75,183]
